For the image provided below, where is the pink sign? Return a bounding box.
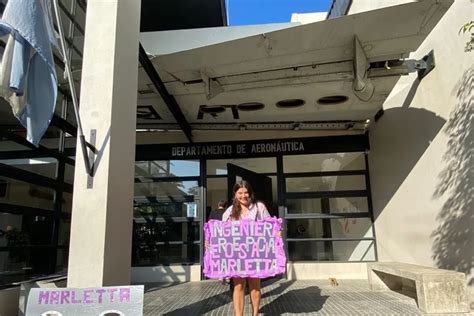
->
[203,217,286,278]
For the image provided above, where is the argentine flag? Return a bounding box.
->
[0,0,58,146]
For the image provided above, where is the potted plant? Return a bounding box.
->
[2,225,30,271]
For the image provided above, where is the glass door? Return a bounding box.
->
[227,163,276,216]
[206,157,277,220]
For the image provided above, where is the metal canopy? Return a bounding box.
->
[137,0,453,132]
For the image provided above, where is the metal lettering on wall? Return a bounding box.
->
[171,141,304,158]
[136,135,370,160]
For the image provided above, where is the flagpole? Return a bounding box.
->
[52,0,96,177]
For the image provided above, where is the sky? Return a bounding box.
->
[227,0,333,26]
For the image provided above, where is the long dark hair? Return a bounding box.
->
[230,180,255,220]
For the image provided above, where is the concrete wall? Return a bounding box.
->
[363,0,473,304]
[287,262,368,280]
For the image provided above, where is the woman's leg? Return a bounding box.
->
[232,277,246,316]
[248,278,261,316]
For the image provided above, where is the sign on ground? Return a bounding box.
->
[25,285,144,316]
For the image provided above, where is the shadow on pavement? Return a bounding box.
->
[260,285,328,314]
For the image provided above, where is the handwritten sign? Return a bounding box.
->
[203,218,286,278]
[25,285,144,316]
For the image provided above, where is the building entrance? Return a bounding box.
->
[131,135,376,282]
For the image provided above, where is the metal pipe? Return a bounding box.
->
[52,0,95,177]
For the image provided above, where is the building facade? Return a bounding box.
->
[0,0,472,312]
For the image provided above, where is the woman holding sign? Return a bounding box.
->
[221,180,271,316]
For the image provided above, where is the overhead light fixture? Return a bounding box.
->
[276,99,305,108]
[237,102,265,111]
[317,95,348,105]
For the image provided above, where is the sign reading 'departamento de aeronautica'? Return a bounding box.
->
[25,285,144,316]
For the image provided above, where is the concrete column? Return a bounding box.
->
[67,0,140,287]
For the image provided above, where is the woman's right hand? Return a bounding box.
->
[204,240,209,250]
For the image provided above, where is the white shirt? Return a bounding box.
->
[222,201,270,221]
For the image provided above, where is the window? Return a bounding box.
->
[283,152,375,262]
[286,197,369,214]
[133,160,201,265]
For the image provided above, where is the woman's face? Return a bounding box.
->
[235,187,250,207]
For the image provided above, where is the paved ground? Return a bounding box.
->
[142,279,471,315]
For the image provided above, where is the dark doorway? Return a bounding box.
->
[226,163,276,216]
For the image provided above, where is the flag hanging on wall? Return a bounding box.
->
[0,0,58,146]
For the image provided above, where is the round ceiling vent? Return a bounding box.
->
[199,105,226,114]
[317,95,348,105]
[276,99,305,108]
[237,102,265,111]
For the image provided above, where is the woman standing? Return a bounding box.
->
[222,180,270,316]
